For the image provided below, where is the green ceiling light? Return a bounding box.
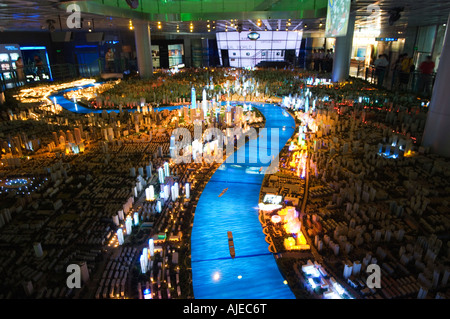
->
[65,1,329,23]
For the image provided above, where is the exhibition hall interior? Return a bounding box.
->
[0,0,449,302]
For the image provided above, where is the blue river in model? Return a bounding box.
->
[190,103,296,299]
[51,85,296,299]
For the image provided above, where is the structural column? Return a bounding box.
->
[184,37,192,68]
[134,22,153,78]
[422,14,450,157]
[332,12,356,82]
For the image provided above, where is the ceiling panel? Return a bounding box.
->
[0,0,447,36]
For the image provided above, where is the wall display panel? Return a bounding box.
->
[256,41,273,50]
[0,54,9,62]
[325,0,352,37]
[168,44,184,67]
[0,44,23,89]
[151,45,160,68]
[216,31,302,68]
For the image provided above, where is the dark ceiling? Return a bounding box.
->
[0,0,448,37]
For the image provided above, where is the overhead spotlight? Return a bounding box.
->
[128,19,134,30]
[319,21,323,27]
[125,0,139,9]
[304,24,308,28]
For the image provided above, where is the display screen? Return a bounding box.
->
[1,63,10,71]
[325,0,352,37]
[10,53,19,61]
[263,194,283,205]
[217,31,302,68]
[151,45,160,68]
[356,48,366,59]
[0,54,9,62]
[168,44,184,67]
